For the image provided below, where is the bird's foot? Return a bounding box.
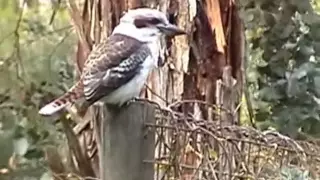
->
[124,97,161,108]
[124,97,151,107]
[133,97,150,102]
[123,98,135,107]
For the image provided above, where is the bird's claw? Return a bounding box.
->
[133,97,150,102]
[123,97,137,107]
[124,97,150,107]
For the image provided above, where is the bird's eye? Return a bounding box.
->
[148,18,162,25]
[134,17,163,28]
[134,19,148,28]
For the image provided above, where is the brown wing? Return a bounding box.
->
[81,34,151,104]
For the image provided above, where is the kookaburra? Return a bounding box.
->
[39,8,186,116]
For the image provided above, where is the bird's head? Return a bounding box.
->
[112,8,186,42]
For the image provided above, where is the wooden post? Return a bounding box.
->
[216,66,237,180]
[100,101,155,180]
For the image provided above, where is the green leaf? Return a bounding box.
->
[24,147,44,159]
[301,13,320,25]
[290,0,313,12]
[209,149,218,160]
[40,172,53,180]
[291,69,307,80]
[286,77,300,97]
[259,86,283,101]
[313,42,320,56]
[262,11,276,26]
[283,41,298,50]
[313,76,320,96]
[309,26,320,41]
[270,49,292,62]
[13,137,29,156]
[299,44,315,56]
[279,24,295,39]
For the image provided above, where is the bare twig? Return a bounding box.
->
[13,0,26,81]
[46,30,72,78]
[147,105,320,179]
[49,0,62,24]
[67,0,90,55]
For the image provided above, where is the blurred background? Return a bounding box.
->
[0,0,76,179]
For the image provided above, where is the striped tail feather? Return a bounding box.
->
[39,81,84,116]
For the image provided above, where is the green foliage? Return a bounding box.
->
[241,0,320,139]
[280,166,311,180]
[0,0,76,179]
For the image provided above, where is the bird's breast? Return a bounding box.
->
[102,56,154,105]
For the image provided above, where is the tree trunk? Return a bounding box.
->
[46,0,244,179]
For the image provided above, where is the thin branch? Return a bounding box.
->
[144,84,168,104]
[60,116,95,177]
[29,25,73,43]
[43,30,72,83]
[243,38,256,128]
[148,105,320,179]
[49,0,62,25]
[13,0,26,81]
[67,0,90,55]
[47,30,72,65]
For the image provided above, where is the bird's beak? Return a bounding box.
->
[157,24,186,36]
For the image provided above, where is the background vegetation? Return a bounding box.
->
[241,0,320,139]
[0,1,75,179]
[1,0,320,179]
